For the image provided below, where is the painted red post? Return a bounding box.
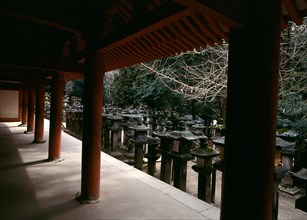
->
[33,84,46,143]
[78,49,104,203]
[48,72,64,160]
[220,1,282,219]
[19,89,28,126]
[25,88,35,133]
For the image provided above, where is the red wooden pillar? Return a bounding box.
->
[33,84,46,143]
[220,1,281,220]
[78,50,104,203]
[19,89,28,126]
[48,72,64,160]
[25,88,35,133]
[18,90,23,121]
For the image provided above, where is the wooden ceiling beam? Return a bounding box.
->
[62,72,84,82]
[0,73,51,85]
[0,55,85,74]
[132,0,148,22]
[0,8,81,35]
[283,0,303,25]
[190,14,223,45]
[145,33,176,56]
[172,0,244,28]
[149,32,179,55]
[0,81,35,90]
[205,16,229,42]
[72,1,188,61]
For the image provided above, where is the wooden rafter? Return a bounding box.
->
[283,0,303,25]
[172,0,244,28]
[1,0,307,77]
[0,8,81,35]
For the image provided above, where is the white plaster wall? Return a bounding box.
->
[0,90,19,118]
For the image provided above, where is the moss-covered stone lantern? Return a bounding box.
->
[108,115,124,157]
[191,136,219,203]
[154,120,173,183]
[192,122,206,137]
[145,136,161,176]
[168,121,198,191]
[130,119,149,170]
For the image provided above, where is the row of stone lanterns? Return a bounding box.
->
[153,120,221,201]
[64,109,306,212]
[155,121,223,205]
[65,110,83,138]
[66,111,221,204]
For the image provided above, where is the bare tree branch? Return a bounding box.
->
[140,19,306,105]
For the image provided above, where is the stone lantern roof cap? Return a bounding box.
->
[277,130,299,138]
[108,115,124,120]
[192,123,206,129]
[168,130,198,141]
[212,136,225,146]
[191,147,220,158]
[153,130,170,138]
[135,125,149,132]
[213,136,296,149]
[130,120,148,132]
[276,137,296,148]
[293,168,307,182]
[185,120,195,126]
[147,136,161,145]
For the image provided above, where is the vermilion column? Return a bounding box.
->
[78,49,104,203]
[25,88,35,133]
[19,89,28,126]
[48,72,64,160]
[220,1,281,220]
[33,84,46,143]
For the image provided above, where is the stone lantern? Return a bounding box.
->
[154,120,173,184]
[120,114,131,150]
[65,110,72,132]
[191,136,219,203]
[144,112,154,130]
[108,115,123,157]
[102,113,112,152]
[75,110,83,138]
[212,136,225,172]
[272,137,288,220]
[292,167,307,212]
[130,119,149,170]
[192,122,206,137]
[277,130,303,172]
[124,116,138,160]
[168,121,198,191]
[275,137,301,194]
[145,136,161,176]
[276,137,296,169]
[70,110,82,137]
[185,119,195,131]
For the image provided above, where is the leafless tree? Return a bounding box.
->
[140,19,306,105]
[140,44,228,102]
[279,20,307,97]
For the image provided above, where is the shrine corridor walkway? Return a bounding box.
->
[0,120,219,220]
